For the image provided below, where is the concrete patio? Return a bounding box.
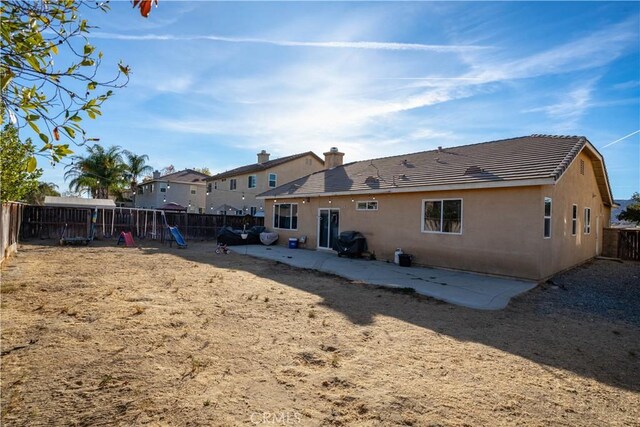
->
[232,245,537,310]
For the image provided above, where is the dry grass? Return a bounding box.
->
[1,241,638,426]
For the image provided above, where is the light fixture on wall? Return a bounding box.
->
[328,200,332,204]
[242,193,245,200]
[167,183,170,189]
[163,197,166,203]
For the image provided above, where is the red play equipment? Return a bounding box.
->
[117,231,136,247]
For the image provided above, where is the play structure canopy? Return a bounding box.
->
[44,196,116,209]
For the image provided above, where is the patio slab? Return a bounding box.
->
[232,245,537,310]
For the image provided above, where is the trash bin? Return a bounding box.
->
[288,238,298,249]
[399,253,412,267]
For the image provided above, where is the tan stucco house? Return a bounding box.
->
[135,169,209,213]
[204,150,324,216]
[257,135,614,281]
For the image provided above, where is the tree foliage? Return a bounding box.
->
[618,192,640,225]
[1,0,131,166]
[193,167,212,176]
[0,123,43,202]
[124,151,153,194]
[24,181,60,205]
[64,144,127,198]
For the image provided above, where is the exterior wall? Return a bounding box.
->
[205,155,324,215]
[265,186,546,279]
[541,150,612,278]
[135,180,206,213]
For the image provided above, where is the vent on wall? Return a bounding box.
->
[580,159,585,175]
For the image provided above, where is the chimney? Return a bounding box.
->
[257,150,270,163]
[324,147,344,169]
[153,170,161,179]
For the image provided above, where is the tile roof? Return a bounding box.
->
[158,169,209,183]
[206,152,323,181]
[259,135,607,200]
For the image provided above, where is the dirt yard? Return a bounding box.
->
[1,241,639,426]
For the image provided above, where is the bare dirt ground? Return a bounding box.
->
[1,241,639,426]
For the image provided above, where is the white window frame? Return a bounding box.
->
[273,203,298,230]
[248,175,257,189]
[421,198,463,235]
[229,179,237,190]
[250,206,257,216]
[356,200,378,211]
[268,173,277,188]
[543,197,552,239]
[584,207,591,234]
[571,204,578,236]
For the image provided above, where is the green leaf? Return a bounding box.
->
[38,133,49,143]
[87,81,97,90]
[26,156,37,173]
[62,126,75,138]
[69,114,82,122]
[83,44,94,55]
[80,59,94,67]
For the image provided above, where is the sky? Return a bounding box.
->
[37,1,640,198]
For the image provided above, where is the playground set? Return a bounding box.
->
[53,207,188,249]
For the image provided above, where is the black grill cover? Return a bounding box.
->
[333,231,367,257]
[216,226,266,245]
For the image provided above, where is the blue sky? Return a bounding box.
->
[40,1,639,198]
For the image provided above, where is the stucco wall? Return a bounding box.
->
[541,150,611,277]
[205,155,324,214]
[265,186,546,279]
[135,181,206,213]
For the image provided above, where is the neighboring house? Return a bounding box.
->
[135,169,209,213]
[204,150,325,216]
[257,135,614,281]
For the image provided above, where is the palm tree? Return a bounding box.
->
[64,145,127,199]
[123,151,153,203]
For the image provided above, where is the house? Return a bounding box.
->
[204,150,325,216]
[257,135,614,281]
[135,169,209,213]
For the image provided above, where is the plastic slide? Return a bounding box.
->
[168,226,187,248]
[117,231,136,247]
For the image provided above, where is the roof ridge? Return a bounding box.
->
[550,137,587,180]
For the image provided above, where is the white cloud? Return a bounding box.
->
[90,32,490,52]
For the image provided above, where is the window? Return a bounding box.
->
[214,181,218,190]
[236,210,244,216]
[160,187,166,193]
[543,197,552,238]
[584,208,591,234]
[207,183,212,193]
[230,179,237,190]
[356,201,378,211]
[571,204,578,236]
[248,175,257,189]
[268,173,277,188]
[273,203,298,230]
[150,184,154,193]
[422,199,462,234]
[138,187,144,195]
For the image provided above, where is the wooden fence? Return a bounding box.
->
[1,202,24,265]
[20,205,264,243]
[602,228,640,261]
[618,229,639,261]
